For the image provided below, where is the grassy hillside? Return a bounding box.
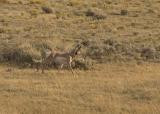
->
[0,0,160,65]
[0,0,160,41]
[0,0,160,114]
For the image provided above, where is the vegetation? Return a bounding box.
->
[0,63,160,114]
[0,0,160,114]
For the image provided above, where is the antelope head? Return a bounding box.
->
[70,44,82,58]
[74,44,82,55]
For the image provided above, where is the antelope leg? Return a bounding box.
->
[69,63,75,76]
[60,64,64,69]
[41,63,45,74]
[36,63,39,72]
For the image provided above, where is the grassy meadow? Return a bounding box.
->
[0,63,160,114]
[0,0,160,114]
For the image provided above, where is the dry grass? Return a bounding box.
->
[0,0,160,114]
[0,63,160,114]
[0,0,160,42]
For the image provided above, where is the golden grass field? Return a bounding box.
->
[0,0,160,114]
[0,63,160,114]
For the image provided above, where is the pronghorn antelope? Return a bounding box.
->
[37,44,82,74]
[52,44,82,74]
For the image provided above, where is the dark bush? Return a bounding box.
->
[121,9,128,16]
[73,60,89,70]
[104,39,117,46]
[86,45,105,60]
[0,40,53,67]
[42,6,53,14]
[85,8,106,20]
[141,47,156,59]
[0,47,34,67]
